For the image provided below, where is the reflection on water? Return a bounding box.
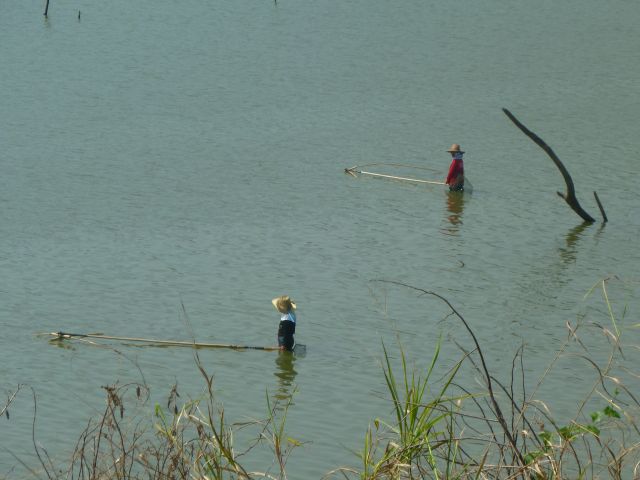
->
[441,191,466,236]
[559,223,589,265]
[273,351,297,402]
[593,222,607,246]
[49,338,75,350]
[513,223,599,318]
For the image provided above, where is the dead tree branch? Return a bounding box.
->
[594,191,608,223]
[502,108,605,223]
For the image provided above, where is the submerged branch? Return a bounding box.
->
[502,108,598,223]
[594,191,608,223]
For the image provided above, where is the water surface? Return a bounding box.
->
[1,0,639,476]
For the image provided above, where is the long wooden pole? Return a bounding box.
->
[48,331,280,351]
[345,167,446,186]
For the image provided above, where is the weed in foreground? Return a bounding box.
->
[8,277,639,479]
[327,278,640,479]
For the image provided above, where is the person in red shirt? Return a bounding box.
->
[445,144,465,191]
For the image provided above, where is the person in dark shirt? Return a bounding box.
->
[272,295,297,351]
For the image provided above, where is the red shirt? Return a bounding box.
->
[446,159,464,184]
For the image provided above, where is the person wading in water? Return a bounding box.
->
[272,295,297,352]
[445,143,465,192]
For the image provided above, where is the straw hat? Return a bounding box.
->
[272,295,297,313]
[447,144,465,154]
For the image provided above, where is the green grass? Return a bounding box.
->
[6,277,640,479]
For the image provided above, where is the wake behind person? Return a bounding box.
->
[272,295,297,352]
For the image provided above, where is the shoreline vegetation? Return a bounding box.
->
[4,278,639,479]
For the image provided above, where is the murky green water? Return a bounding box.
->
[1,0,639,476]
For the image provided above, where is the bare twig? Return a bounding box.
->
[30,386,54,479]
[594,191,608,223]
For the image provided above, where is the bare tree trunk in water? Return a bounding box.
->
[502,108,607,223]
[44,0,50,17]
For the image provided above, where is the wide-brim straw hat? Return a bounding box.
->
[447,143,465,154]
[272,295,297,313]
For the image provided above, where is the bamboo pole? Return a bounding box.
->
[345,167,446,186]
[48,332,280,351]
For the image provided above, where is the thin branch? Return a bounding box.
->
[30,387,54,479]
[594,191,608,223]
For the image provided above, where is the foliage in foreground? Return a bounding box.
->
[3,277,639,479]
[327,278,640,479]
[4,349,302,479]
